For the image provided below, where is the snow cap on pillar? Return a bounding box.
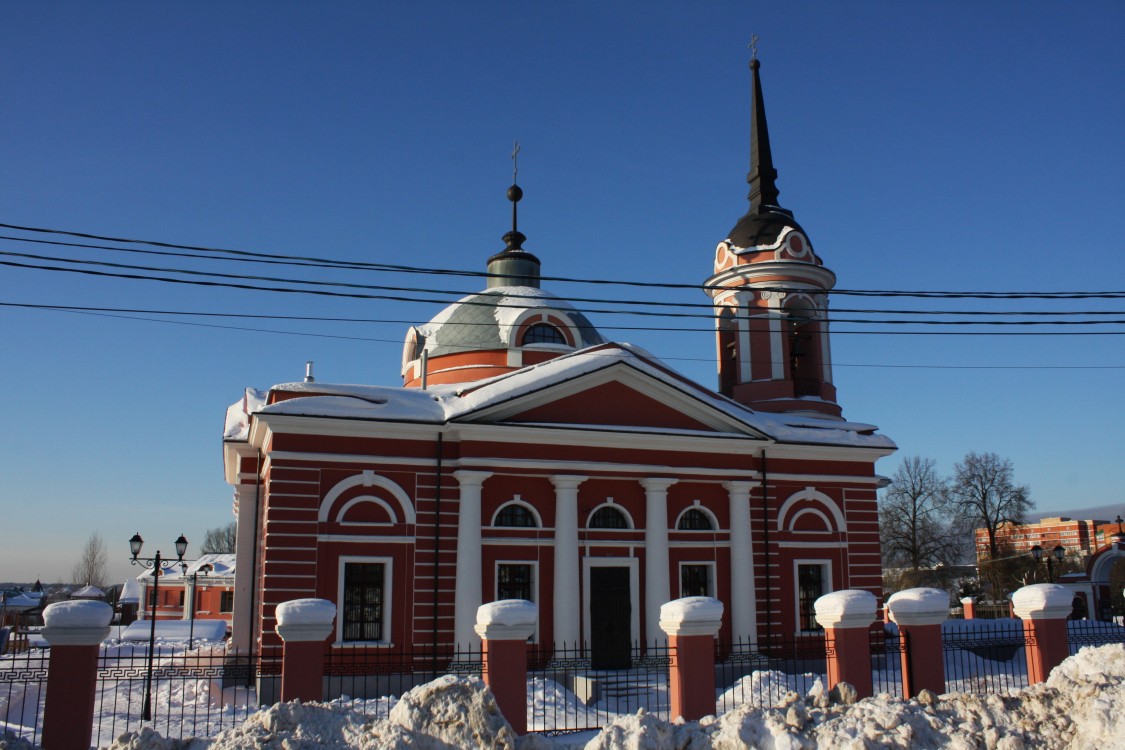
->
[42,600,113,645]
[1012,584,1073,620]
[275,598,336,642]
[814,589,877,629]
[659,596,724,637]
[887,588,950,626]
[475,599,537,640]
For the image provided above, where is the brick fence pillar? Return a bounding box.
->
[960,597,976,620]
[660,596,723,722]
[1012,584,1072,685]
[475,599,536,735]
[275,598,335,703]
[814,590,876,699]
[41,600,113,750]
[887,587,949,698]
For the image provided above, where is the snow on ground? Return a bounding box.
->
[61,643,1124,750]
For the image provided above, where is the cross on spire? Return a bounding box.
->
[511,140,520,183]
[749,34,759,63]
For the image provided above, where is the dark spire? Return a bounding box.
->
[487,141,541,288]
[746,58,784,214]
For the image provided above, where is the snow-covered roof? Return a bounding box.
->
[135,553,236,583]
[69,585,106,599]
[233,342,894,450]
[119,577,144,604]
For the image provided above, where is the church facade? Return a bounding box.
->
[222,61,895,659]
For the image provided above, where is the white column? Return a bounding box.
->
[763,291,785,380]
[642,478,677,643]
[230,484,259,652]
[453,470,492,648]
[550,475,587,647]
[736,294,752,384]
[725,480,759,643]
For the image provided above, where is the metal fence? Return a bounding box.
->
[1067,619,1125,654]
[526,641,673,734]
[715,634,828,713]
[0,647,48,746]
[322,644,483,719]
[942,620,1029,694]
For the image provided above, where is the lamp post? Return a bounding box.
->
[1029,543,1066,583]
[187,563,213,651]
[128,533,188,721]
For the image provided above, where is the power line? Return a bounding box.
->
[3,221,1123,299]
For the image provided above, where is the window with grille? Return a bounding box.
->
[342,562,386,642]
[220,591,234,613]
[497,564,533,601]
[677,508,714,531]
[522,324,567,346]
[681,564,712,597]
[495,503,538,527]
[590,506,628,529]
[797,564,826,632]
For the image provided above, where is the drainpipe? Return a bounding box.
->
[432,432,443,657]
[761,450,772,641]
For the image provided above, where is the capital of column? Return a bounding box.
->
[640,477,678,493]
[550,475,588,491]
[453,470,493,488]
[722,480,760,496]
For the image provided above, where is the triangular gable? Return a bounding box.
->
[453,356,770,438]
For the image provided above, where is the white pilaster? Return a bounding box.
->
[725,480,759,643]
[763,291,785,380]
[641,478,677,643]
[453,470,492,648]
[550,475,587,647]
[230,484,259,653]
[736,294,751,384]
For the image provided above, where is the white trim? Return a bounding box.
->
[678,561,718,598]
[317,534,417,543]
[336,556,392,646]
[583,557,640,647]
[673,504,718,531]
[787,507,833,533]
[493,560,540,642]
[490,499,544,528]
[777,488,846,533]
[319,473,416,525]
[776,540,848,549]
[336,496,398,525]
[794,559,833,635]
[586,502,635,529]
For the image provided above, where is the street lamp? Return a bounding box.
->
[186,563,213,651]
[128,533,188,721]
[1029,543,1066,583]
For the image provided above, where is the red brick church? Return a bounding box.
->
[222,60,895,659]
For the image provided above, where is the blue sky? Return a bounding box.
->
[1,2,1122,584]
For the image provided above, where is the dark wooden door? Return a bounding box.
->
[589,567,631,669]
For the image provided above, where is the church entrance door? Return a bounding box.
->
[589,566,632,669]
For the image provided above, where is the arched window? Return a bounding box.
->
[522,324,567,346]
[677,508,714,531]
[589,506,629,529]
[494,503,538,528]
[785,298,821,396]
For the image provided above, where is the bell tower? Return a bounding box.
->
[705,58,842,419]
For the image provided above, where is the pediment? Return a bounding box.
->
[453,361,768,438]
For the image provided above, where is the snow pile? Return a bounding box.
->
[42,600,113,628]
[275,598,336,626]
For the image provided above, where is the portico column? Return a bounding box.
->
[550,475,587,647]
[724,480,759,642]
[231,483,259,652]
[642,478,677,643]
[453,470,492,648]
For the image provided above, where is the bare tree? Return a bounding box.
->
[880,456,961,569]
[949,451,1032,565]
[199,522,238,555]
[70,532,109,588]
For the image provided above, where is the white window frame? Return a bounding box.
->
[678,561,717,598]
[336,555,393,647]
[494,559,540,642]
[793,559,832,635]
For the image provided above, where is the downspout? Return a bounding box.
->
[248,448,262,682]
[761,449,772,641]
[431,432,443,658]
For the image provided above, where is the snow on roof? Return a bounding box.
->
[119,577,144,604]
[1,593,41,611]
[121,619,227,643]
[224,387,266,441]
[69,585,106,599]
[135,554,236,582]
[237,343,894,450]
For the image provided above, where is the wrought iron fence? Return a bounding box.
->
[1067,619,1125,654]
[526,641,673,734]
[870,628,905,696]
[322,644,483,719]
[715,634,828,714]
[941,619,1029,694]
[0,647,48,746]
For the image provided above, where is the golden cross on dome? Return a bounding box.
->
[749,34,759,63]
[511,140,521,182]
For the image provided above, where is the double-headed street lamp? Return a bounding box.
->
[1029,543,1065,583]
[128,533,188,721]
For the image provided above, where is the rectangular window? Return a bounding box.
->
[219,591,234,613]
[797,563,827,632]
[497,563,533,601]
[342,562,386,642]
[178,590,185,606]
[680,564,713,598]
